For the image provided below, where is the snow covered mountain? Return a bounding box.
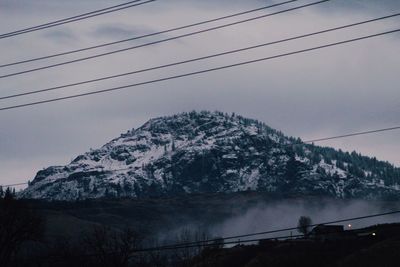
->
[21,111,400,201]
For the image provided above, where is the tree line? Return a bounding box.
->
[0,190,224,267]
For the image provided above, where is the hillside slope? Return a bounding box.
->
[21,111,400,200]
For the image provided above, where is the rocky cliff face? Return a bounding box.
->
[21,111,400,201]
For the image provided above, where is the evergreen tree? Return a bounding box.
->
[297,216,312,236]
[285,154,299,180]
[4,187,13,201]
[172,140,176,151]
[311,152,321,164]
[336,160,345,170]
[0,191,43,266]
[92,184,98,194]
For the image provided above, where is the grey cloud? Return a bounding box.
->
[91,24,157,39]
[314,0,400,13]
[0,0,29,11]
[41,29,78,44]
[0,0,399,187]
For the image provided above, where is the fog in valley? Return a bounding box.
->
[160,198,400,245]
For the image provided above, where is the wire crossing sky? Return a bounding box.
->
[0,0,331,79]
[1,12,399,101]
[0,0,399,185]
[0,0,156,39]
[1,27,399,111]
[0,0,299,68]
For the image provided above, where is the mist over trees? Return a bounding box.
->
[0,190,221,266]
[1,187,400,266]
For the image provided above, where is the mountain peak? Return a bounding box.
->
[21,111,400,201]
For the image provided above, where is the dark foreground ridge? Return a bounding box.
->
[189,223,400,267]
[2,190,400,267]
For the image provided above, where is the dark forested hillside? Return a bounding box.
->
[21,111,400,200]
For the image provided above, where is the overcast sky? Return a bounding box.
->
[0,0,399,187]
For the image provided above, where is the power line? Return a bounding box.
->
[302,126,400,144]
[1,27,399,111]
[2,124,400,189]
[0,0,331,78]
[112,210,400,253]
[0,0,156,39]
[131,210,400,253]
[0,182,29,188]
[41,208,399,260]
[31,210,398,261]
[44,210,400,254]
[159,209,400,250]
[1,182,398,252]
[0,0,299,68]
[137,234,304,252]
[45,233,306,261]
[1,12,399,101]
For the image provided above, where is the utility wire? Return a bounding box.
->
[0,0,331,78]
[109,210,400,254]
[34,211,395,261]
[40,210,400,256]
[45,234,306,261]
[1,12,399,101]
[152,210,400,250]
[136,234,305,252]
[0,0,155,39]
[2,124,400,189]
[0,0,299,68]
[0,182,29,187]
[41,209,397,261]
[130,214,394,254]
[302,126,400,144]
[0,182,398,252]
[0,27,399,111]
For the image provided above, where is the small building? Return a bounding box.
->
[309,224,345,241]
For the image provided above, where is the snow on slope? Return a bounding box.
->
[21,111,400,201]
